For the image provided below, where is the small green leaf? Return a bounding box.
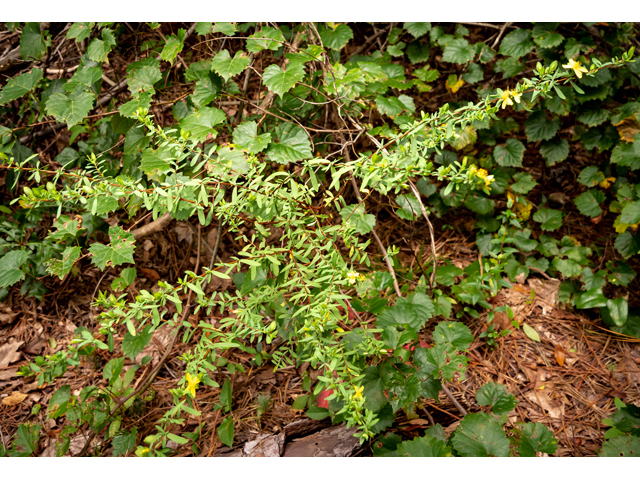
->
[476,382,518,415]
[433,321,473,350]
[160,29,186,65]
[600,434,640,457]
[45,246,81,280]
[246,27,285,53]
[404,22,431,38]
[620,201,640,226]
[67,22,94,42]
[319,24,354,51]
[0,250,29,288]
[211,49,252,81]
[112,428,138,457]
[574,190,604,218]
[375,96,406,117]
[20,22,47,60]
[217,417,234,447]
[89,226,136,270]
[533,208,564,231]
[522,323,541,342]
[0,69,43,105]
[493,138,525,167]
[452,412,510,457]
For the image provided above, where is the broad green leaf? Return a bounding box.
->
[607,261,637,287]
[191,73,223,107]
[531,23,564,49]
[525,111,560,142]
[111,267,137,291]
[340,204,376,235]
[45,246,81,280]
[607,297,629,327]
[45,91,95,128]
[395,194,421,220]
[433,321,473,349]
[112,428,138,457]
[20,22,47,60]
[87,28,116,63]
[494,57,525,79]
[517,422,558,457]
[462,63,484,84]
[450,126,477,151]
[124,125,150,155]
[600,434,640,457]
[574,190,604,217]
[195,23,212,35]
[118,92,152,118]
[499,29,534,58]
[218,417,234,447]
[232,121,271,154]
[103,357,124,383]
[452,413,510,457]
[122,324,153,360]
[266,123,312,164]
[575,288,608,309]
[89,226,136,270]
[12,424,41,457]
[577,166,605,187]
[442,38,474,64]
[0,250,29,288]
[160,29,186,64]
[127,65,162,97]
[414,67,439,83]
[180,107,226,142]
[406,42,430,64]
[614,232,640,259]
[319,24,354,51]
[63,66,102,95]
[510,172,537,195]
[377,292,435,331]
[533,208,564,231]
[375,96,406,117]
[141,146,173,174]
[493,138,525,167]
[540,138,569,166]
[0,69,43,105]
[620,201,640,225]
[404,22,431,39]
[67,22,94,42]
[213,23,237,36]
[385,434,451,457]
[262,63,305,98]
[553,258,583,278]
[246,27,285,53]
[213,146,250,177]
[435,264,463,287]
[476,382,518,415]
[602,400,640,435]
[577,107,610,127]
[211,49,252,81]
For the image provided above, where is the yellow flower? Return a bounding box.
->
[353,385,364,400]
[474,168,494,188]
[510,89,522,104]
[184,372,200,398]
[562,59,589,79]
[358,273,366,281]
[499,89,513,109]
[346,271,359,285]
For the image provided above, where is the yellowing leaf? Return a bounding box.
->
[614,116,640,143]
[445,74,465,93]
[522,323,541,342]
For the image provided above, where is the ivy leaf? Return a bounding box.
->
[442,38,475,64]
[499,29,534,58]
[540,138,569,166]
[266,123,312,164]
[340,204,376,235]
[517,423,559,457]
[525,111,560,142]
[319,24,354,51]
[262,63,305,98]
[533,208,564,231]
[211,49,252,81]
[433,321,473,349]
[89,226,136,271]
[232,121,271,154]
[122,324,153,360]
[246,27,285,53]
[452,413,510,457]
[180,107,226,142]
[493,138,525,167]
[476,382,518,415]
[87,28,116,63]
[574,190,604,217]
[45,91,95,129]
[620,201,640,225]
[20,22,47,61]
[0,250,29,288]
[0,68,43,105]
[160,29,186,65]
[404,22,431,39]
[375,96,406,117]
[45,246,81,280]
[67,22,94,42]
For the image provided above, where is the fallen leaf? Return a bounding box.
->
[140,267,161,281]
[0,340,24,368]
[523,323,541,343]
[2,391,27,406]
[554,344,565,366]
[614,116,640,142]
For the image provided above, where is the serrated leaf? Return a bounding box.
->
[511,172,537,194]
[517,422,558,457]
[533,208,564,231]
[375,96,406,117]
[577,166,605,187]
[262,63,305,98]
[531,23,564,49]
[191,73,223,107]
[112,428,138,457]
[620,201,640,225]
[340,204,376,235]
[433,321,473,349]
[540,138,569,166]
[45,91,95,128]
[442,38,474,64]
[462,63,484,84]
[525,110,560,142]
[180,107,226,142]
[319,24,353,51]
[127,65,162,97]
[0,69,43,105]
[494,57,525,79]
[89,226,136,270]
[377,293,435,331]
[141,146,173,174]
[118,92,152,119]
[63,66,102,95]
[246,27,285,53]
[20,22,46,61]
[266,123,312,164]
[211,50,251,81]
[213,22,236,36]
[406,42,430,64]
[160,29,185,65]
[600,434,640,457]
[494,138,525,167]
[232,121,271,154]
[574,190,604,217]
[452,413,510,457]
[213,146,250,177]
[87,28,116,63]
[45,246,81,280]
[404,22,431,39]
[476,382,518,415]
[499,29,534,59]
[67,22,94,42]
[0,250,29,288]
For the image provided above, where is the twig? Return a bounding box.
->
[441,384,467,416]
[491,22,512,49]
[130,212,173,240]
[407,180,437,288]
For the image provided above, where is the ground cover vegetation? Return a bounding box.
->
[1,21,640,457]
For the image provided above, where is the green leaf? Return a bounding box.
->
[246,27,285,53]
[0,69,43,105]
[20,22,47,61]
[262,63,305,98]
[390,434,451,457]
[214,146,250,177]
[493,138,525,167]
[435,264,463,287]
[620,201,640,225]
[213,22,237,36]
[103,357,124,383]
[404,22,431,39]
[510,172,537,195]
[577,166,604,187]
[87,28,116,63]
[615,232,640,259]
[112,428,138,457]
[574,190,604,217]
[540,138,569,166]
[433,321,473,349]
[462,63,484,84]
[266,123,312,164]
[121,324,153,360]
[499,29,534,58]
[494,57,525,79]
[180,107,226,142]
[67,22,94,42]
[232,121,271,154]
[127,65,162,97]
[406,42,431,64]
[476,382,518,415]
[522,323,541,342]
[217,417,234,447]
[452,413,510,457]
[553,258,583,278]
[531,23,564,49]
[376,292,435,331]
[600,434,640,457]
[607,298,629,327]
[576,288,608,309]
[45,91,94,128]
[414,66,439,83]
[211,49,252,81]
[340,204,376,235]
[517,423,558,457]
[191,73,223,107]
[160,29,186,65]
[533,208,564,231]
[12,424,41,457]
[0,250,29,288]
[608,261,636,287]
[89,226,136,270]
[602,400,640,435]
[220,378,232,412]
[141,146,173,174]
[111,267,137,291]
[375,96,406,117]
[442,38,474,64]
[64,66,102,95]
[195,23,212,35]
[45,246,81,280]
[319,24,354,51]
[395,194,421,220]
[525,111,560,142]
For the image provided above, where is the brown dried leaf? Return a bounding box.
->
[2,391,27,406]
[140,267,161,281]
[0,340,24,368]
[554,344,565,366]
[615,116,640,142]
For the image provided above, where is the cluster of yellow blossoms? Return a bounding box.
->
[468,164,495,188]
[498,88,523,110]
